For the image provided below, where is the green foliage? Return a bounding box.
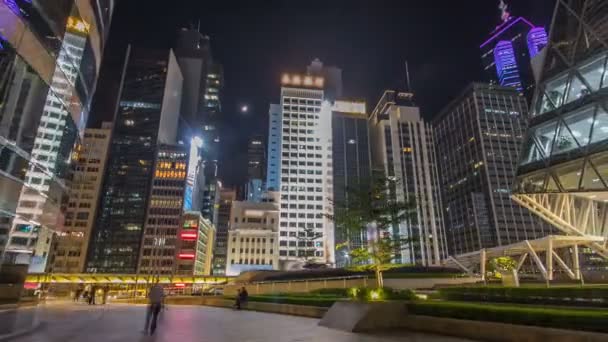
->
[309,288,350,297]
[244,295,340,307]
[487,257,517,278]
[350,287,415,301]
[438,286,608,307]
[407,301,608,333]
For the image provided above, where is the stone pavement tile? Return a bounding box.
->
[14,304,473,342]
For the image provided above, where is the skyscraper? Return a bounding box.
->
[480,1,548,97]
[246,135,266,202]
[86,47,183,273]
[173,28,223,225]
[275,73,334,268]
[52,123,113,273]
[434,83,553,255]
[370,91,446,265]
[266,104,282,191]
[0,2,115,271]
[512,0,608,258]
[137,144,188,276]
[331,100,372,267]
[212,188,236,274]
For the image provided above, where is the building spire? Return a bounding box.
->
[499,0,511,23]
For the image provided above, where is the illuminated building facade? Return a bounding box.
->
[212,188,235,274]
[52,123,112,273]
[480,1,548,97]
[226,201,279,276]
[137,145,187,275]
[266,104,282,191]
[86,48,183,273]
[434,83,553,255]
[246,135,265,202]
[369,91,446,265]
[275,74,335,268]
[512,0,608,257]
[0,2,115,271]
[180,211,215,276]
[330,100,372,267]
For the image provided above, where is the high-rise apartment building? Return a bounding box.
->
[480,1,548,97]
[330,100,372,267]
[52,123,112,273]
[212,188,236,274]
[226,201,279,276]
[0,2,115,271]
[275,74,334,267]
[246,135,265,202]
[512,0,608,256]
[86,48,183,273]
[137,145,187,275]
[434,83,553,255]
[370,91,446,265]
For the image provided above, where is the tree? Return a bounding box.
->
[330,172,418,287]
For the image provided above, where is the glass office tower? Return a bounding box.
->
[86,48,183,273]
[434,83,553,255]
[0,1,115,272]
[513,1,608,254]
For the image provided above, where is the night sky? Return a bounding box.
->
[91,0,556,187]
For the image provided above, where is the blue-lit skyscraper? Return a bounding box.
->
[480,1,548,99]
[494,40,522,91]
[527,27,548,59]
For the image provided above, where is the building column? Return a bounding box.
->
[572,244,581,280]
[547,237,553,281]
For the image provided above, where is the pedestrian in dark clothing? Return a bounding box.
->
[144,283,164,335]
[88,287,96,305]
[235,287,248,310]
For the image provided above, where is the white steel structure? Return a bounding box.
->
[276,74,335,268]
[6,20,89,271]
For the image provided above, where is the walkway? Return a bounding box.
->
[12,303,474,341]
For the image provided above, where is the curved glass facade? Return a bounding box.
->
[0,1,114,271]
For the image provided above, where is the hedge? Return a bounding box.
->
[244,295,340,307]
[309,288,350,297]
[407,301,608,333]
[439,286,608,307]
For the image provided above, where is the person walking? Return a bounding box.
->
[102,285,110,305]
[143,282,164,335]
[88,286,96,305]
[235,287,248,310]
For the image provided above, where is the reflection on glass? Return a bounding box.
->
[561,105,594,147]
[534,120,558,157]
[566,75,589,104]
[591,152,608,185]
[578,55,607,91]
[553,159,584,191]
[541,75,569,113]
[516,171,546,193]
[581,160,605,190]
[592,106,608,144]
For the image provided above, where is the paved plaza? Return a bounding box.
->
[9,303,474,342]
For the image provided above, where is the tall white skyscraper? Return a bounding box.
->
[275,74,335,268]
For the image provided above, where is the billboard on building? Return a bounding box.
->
[184,136,202,211]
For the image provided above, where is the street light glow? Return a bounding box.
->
[241,105,248,113]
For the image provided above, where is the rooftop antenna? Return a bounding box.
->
[405,60,412,93]
[197,19,201,33]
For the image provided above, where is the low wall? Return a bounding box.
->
[225,276,480,296]
[320,301,608,342]
[402,314,608,342]
[383,277,479,290]
[111,296,327,318]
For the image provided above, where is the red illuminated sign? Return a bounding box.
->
[181,232,197,240]
[178,253,195,259]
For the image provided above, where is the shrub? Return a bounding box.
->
[408,301,608,333]
[246,295,339,307]
[351,287,415,301]
[439,286,608,307]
